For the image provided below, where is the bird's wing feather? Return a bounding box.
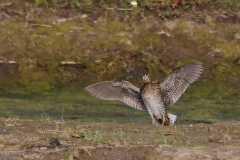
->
[85,81,147,111]
[160,61,203,107]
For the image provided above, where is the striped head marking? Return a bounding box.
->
[142,74,151,83]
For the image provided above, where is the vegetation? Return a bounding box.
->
[3,117,240,148]
[1,117,239,159]
[0,0,240,115]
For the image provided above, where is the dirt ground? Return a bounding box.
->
[0,118,240,160]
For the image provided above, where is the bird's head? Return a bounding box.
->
[142,74,151,83]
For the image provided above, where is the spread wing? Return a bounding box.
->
[160,61,203,107]
[85,81,147,111]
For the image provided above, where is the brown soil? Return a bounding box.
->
[1,118,240,159]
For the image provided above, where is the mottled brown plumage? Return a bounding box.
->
[85,61,203,126]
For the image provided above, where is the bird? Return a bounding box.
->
[85,61,203,126]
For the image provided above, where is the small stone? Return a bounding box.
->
[50,137,61,147]
[40,147,47,151]
[95,59,102,63]
[80,14,87,18]
[234,33,240,40]
[57,18,67,23]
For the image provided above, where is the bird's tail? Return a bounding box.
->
[167,113,177,125]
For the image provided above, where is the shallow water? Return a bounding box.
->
[0,91,239,125]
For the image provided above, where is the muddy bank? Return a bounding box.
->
[70,145,240,160]
[6,145,239,160]
[0,0,240,99]
[1,118,240,159]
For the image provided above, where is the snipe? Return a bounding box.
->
[85,61,203,126]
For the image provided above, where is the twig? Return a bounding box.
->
[60,62,82,65]
[0,61,17,64]
[30,24,53,28]
[0,2,13,7]
[169,60,175,66]
[139,9,147,21]
[117,8,132,11]
[0,61,83,65]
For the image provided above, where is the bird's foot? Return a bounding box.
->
[152,118,155,125]
[162,116,165,126]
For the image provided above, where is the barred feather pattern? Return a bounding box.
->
[85,61,203,126]
[85,81,146,111]
[160,61,204,107]
[141,83,171,125]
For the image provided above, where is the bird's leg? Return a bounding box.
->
[162,116,165,126]
[148,110,155,125]
[150,113,155,125]
[161,112,166,126]
[147,108,155,125]
[152,117,156,125]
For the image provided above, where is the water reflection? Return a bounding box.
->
[0,91,239,125]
